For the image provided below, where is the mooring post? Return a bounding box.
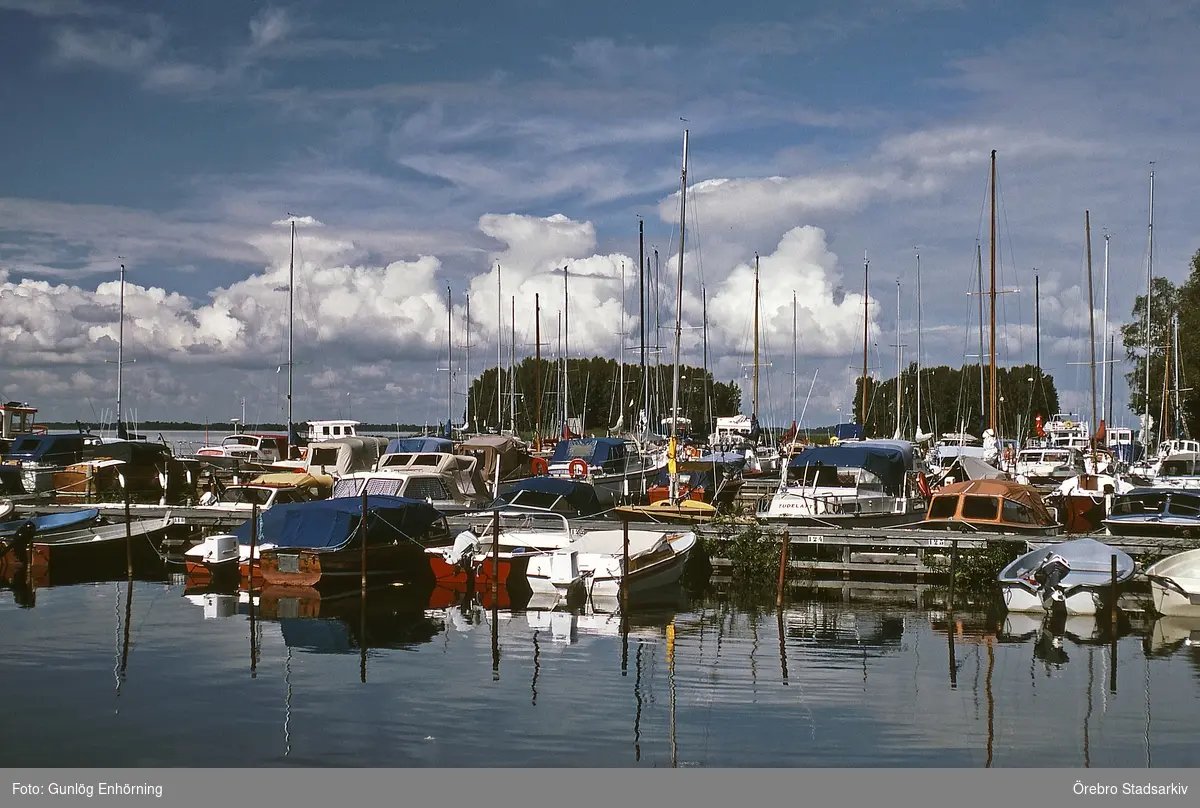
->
[776,530,790,607]
[1110,553,1118,629]
[249,502,259,677]
[491,508,500,597]
[622,516,630,611]
[948,540,958,611]
[360,488,369,592]
[124,485,132,579]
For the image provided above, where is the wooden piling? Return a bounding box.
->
[124,486,132,579]
[249,502,258,677]
[361,488,369,591]
[775,530,790,607]
[491,508,500,597]
[1110,553,1117,628]
[622,517,630,611]
[948,540,958,610]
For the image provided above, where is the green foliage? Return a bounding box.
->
[1122,275,1180,423]
[924,541,1024,594]
[466,358,741,437]
[853,363,1058,439]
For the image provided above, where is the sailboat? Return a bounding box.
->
[616,130,717,525]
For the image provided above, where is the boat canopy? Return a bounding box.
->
[458,434,528,480]
[926,479,1055,526]
[305,436,390,476]
[944,455,1007,481]
[83,440,176,464]
[788,444,908,493]
[386,437,453,455]
[490,476,604,517]
[235,495,441,550]
[550,437,627,467]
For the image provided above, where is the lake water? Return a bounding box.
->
[1,577,1197,768]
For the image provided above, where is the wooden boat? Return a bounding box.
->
[918,479,1062,535]
[52,440,195,504]
[256,495,448,589]
[1045,473,1134,534]
[524,526,696,607]
[998,538,1134,615]
[1143,547,1200,617]
[613,498,716,524]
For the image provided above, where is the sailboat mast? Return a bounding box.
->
[465,294,471,432]
[287,220,294,457]
[895,279,902,437]
[753,253,760,421]
[977,243,984,425]
[1173,313,1182,438]
[563,265,570,437]
[1144,165,1155,446]
[703,285,710,434]
[1101,232,1110,424]
[534,293,542,452]
[447,285,453,434]
[671,130,688,443]
[989,149,997,435]
[639,220,646,432]
[860,255,869,426]
[792,290,798,431]
[510,295,516,433]
[915,249,923,437]
[670,129,688,502]
[619,261,626,431]
[1086,210,1097,448]
[117,262,125,434]
[496,264,502,432]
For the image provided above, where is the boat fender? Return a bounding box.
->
[916,472,932,499]
[568,459,589,479]
[531,457,549,476]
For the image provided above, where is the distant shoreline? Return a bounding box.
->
[34,421,432,432]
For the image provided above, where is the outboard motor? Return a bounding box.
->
[443,530,480,573]
[1033,551,1071,612]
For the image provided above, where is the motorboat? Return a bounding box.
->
[1143,547,1200,617]
[919,479,1061,535]
[998,538,1134,615]
[1103,488,1200,539]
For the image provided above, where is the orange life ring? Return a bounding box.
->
[916,471,932,499]
[683,445,699,460]
[531,456,549,476]
[568,458,589,479]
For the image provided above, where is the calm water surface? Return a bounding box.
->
[1,577,1198,768]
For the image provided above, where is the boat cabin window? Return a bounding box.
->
[790,464,840,487]
[332,478,364,498]
[1109,495,1166,516]
[272,489,307,504]
[1167,494,1200,517]
[405,477,450,501]
[221,487,272,505]
[1001,499,1035,524]
[504,490,564,511]
[927,495,959,520]
[364,478,404,496]
[332,426,342,436]
[224,435,259,447]
[961,495,1000,520]
[309,447,340,467]
[321,426,331,436]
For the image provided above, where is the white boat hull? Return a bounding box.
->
[525,531,695,605]
[1002,582,1103,615]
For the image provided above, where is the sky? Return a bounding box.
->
[1,0,1197,432]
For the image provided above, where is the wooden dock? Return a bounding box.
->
[13,501,250,530]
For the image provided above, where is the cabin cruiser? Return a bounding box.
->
[195,432,287,465]
[1013,447,1086,488]
[919,479,1061,536]
[542,436,664,507]
[1103,487,1200,538]
[1129,438,1200,483]
[758,440,926,527]
[1149,452,1200,490]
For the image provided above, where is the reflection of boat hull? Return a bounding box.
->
[260,543,433,589]
[1002,584,1103,615]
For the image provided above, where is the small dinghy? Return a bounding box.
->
[1143,548,1200,617]
[998,538,1135,615]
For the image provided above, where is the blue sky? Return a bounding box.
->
[0,0,1196,431]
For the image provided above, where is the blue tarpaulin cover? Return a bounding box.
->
[549,437,626,466]
[788,444,908,493]
[234,495,440,550]
[385,437,453,455]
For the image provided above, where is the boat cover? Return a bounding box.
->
[788,444,907,493]
[490,476,604,516]
[549,437,627,466]
[236,495,440,550]
[0,508,99,535]
[386,437,453,455]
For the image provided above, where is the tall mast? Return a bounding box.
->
[618,261,625,432]
[1085,210,1097,449]
[915,249,923,438]
[446,284,453,434]
[534,293,542,451]
[563,265,570,437]
[117,262,125,435]
[791,290,798,432]
[496,264,502,432]
[895,279,902,438]
[510,295,516,433]
[1101,231,1110,426]
[639,220,646,433]
[1173,313,1183,438]
[287,219,295,457]
[977,243,984,425]
[556,312,563,437]
[670,129,688,501]
[860,254,869,426]
[1108,334,1116,428]
[465,294,471,432]
[989,149,997,435]
[752,252,760,421]
[1143,165,1155,447]
[1035,270,1041,412]
[703,285,710,435]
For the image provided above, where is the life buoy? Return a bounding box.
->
[916,471,932,499]
[531,456,549,476]
[683,445,699,460]
[1063,420,1074,430]
[568,458,589,479]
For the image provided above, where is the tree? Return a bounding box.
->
[1173,249,1200,437]
[1121,275,1178,426]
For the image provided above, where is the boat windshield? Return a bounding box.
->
[961,495,1000,520]
[223,435,260,447]
[220,487,272,505]
[927,495,959,519]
